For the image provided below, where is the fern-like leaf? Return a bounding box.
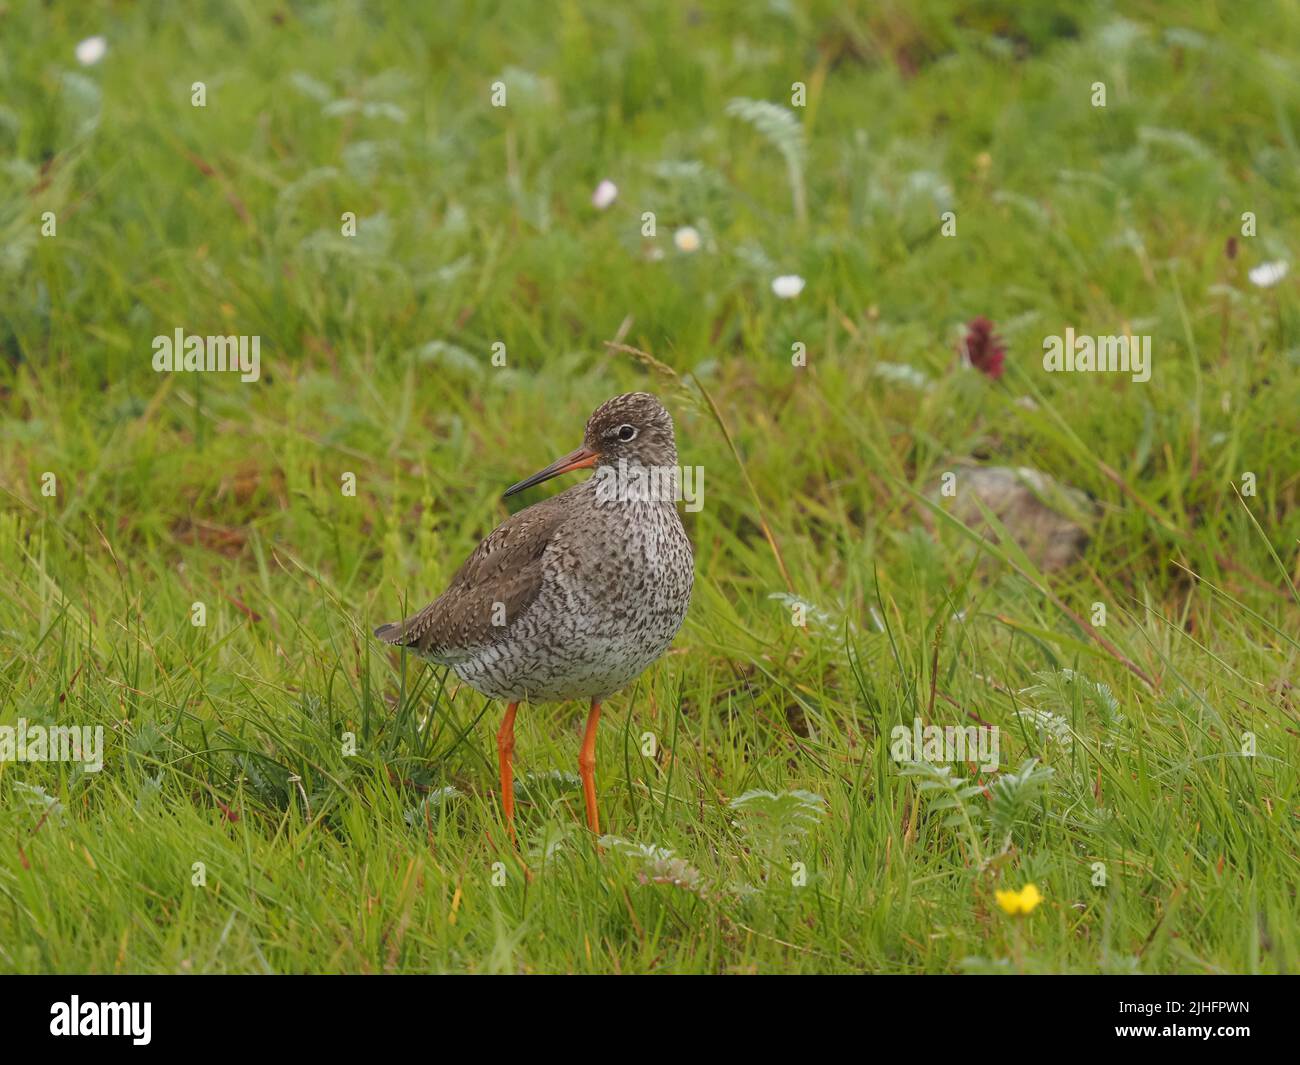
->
[899,762,987,864]
[725,97,807,225]
[729,789,826,855]
[598,836,704,893]
[986,757,1054,852]
[402,785,463,829]
[1016,708,1074,752]
[1023,668,1122,727]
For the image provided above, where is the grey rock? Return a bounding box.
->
[935,465,1094,572]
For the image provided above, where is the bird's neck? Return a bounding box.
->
[588,458,684,509]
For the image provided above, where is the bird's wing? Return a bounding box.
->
[374,489,574,661]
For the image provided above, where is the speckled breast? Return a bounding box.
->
[452,495,693,703]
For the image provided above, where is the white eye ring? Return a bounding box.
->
[616,424,637,441]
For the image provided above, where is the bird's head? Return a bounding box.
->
[503,392,678,498]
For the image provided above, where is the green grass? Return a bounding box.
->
[1,0,1298,973]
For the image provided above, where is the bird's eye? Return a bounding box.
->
[617,424,637,441]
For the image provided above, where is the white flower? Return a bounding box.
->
[673,226,701,253]
[873,362,929,390]
[591,180,618,210]
[1249,260,1288,288]
[75,36,107,66]
[771,274,805,299]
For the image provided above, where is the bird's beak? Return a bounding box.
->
[504,446,599,498]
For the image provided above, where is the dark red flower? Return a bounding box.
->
[959,316,1006,380]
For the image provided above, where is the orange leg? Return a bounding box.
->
[496,702,519,841]
[578,700,602,834]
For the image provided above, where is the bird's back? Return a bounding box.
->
[374,487,575,663]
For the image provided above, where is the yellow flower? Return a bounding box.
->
[995,883,1043,915]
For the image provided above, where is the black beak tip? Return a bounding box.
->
[502,474,537,498]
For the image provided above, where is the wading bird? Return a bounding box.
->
[375,392,693,839]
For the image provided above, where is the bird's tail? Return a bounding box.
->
[373,621,406,644]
